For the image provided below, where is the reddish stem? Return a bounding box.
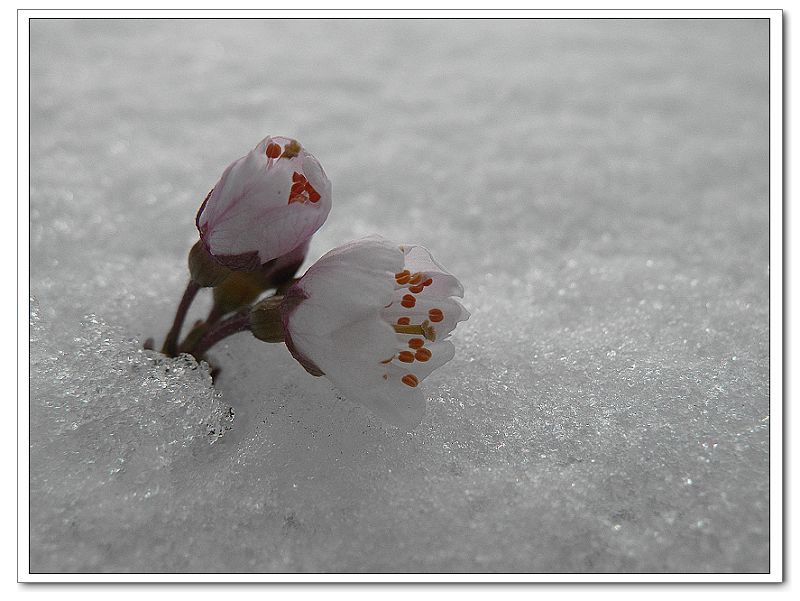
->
[161,280,200,356]
[191,310,252,358]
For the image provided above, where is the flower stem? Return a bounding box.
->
[176,304,225,356]
[205,304,226,326]
[161,280,201,356]
[191,310,252,358]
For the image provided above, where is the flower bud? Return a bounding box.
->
[195,136,332,270]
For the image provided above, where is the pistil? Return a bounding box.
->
[393,320,436,342]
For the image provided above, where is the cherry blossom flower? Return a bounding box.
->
[280,236,469,427]
[196,136,332,271]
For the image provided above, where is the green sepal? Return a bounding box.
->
[250,296,285,343]
[188,240,232,287]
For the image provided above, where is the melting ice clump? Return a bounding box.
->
[30,298,233,572]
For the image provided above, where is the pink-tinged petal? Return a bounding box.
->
[205,201,326,262]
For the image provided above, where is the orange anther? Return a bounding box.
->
[395,270,411,284]
[415,348,432,362]
[409,272,424,285]
[408,338,424,349]
[281,139,302,158]
[409,284,424,294]
[291,182,306,195]
[307,185,321,203]
[292,171,306,183]
[422,278,433,287]
[398,351,414,363]
[428,308,444,322]
[266,143,281,158]
[401,294,416,308]
[396,317,411,326]
[402,374,419,388]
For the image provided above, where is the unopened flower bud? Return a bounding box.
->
[195,136,332,271]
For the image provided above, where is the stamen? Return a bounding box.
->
[398,351,414,363]
[428,308,444,323]
[287,174,322,206]
[393,320,436,342]
[422,278,433,287]
[409,272,424,285]
[415,348,432,362]
[401,294,416,308]
[306,184,321,203]
[395,270,411,285]
[266,143,281,159]
[402,374,419,388]
[409,284,424,294]
[396,317,411,326]
[281,139,302,158]
[394,324,423,336]
[408,338,425,349]
[420,319,436,342]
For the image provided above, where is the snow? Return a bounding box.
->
[28,18,769,573]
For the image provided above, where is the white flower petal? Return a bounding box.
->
[393,339,456,381]
[288,317,424,427]
[323,359,426,428]
[292,237,403,336]
[329,318,398,367]
[401,244,464,297]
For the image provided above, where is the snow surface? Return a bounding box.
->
[29,19,769,573]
